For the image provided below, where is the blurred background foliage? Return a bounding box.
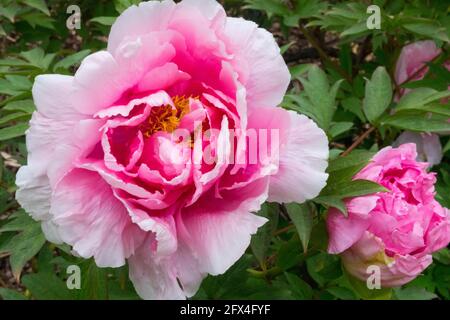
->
[0,0,449,300]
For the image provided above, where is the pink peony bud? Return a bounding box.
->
[327,144,450,287]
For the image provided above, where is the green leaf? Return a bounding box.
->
[403,23,449,42]
[328,149,375,173]
[289,64,314,80]
[295,65,343,130]
[0,211,46,280]
[433,248,450,265]
[314,196,347,216]
[329,122,353,138]
[306,253,342,287]
[285,272,313,300]
[396,88,450,112]
[53,50,91,72]
[346,272,392,300]
[363,67,393,124]
[0,288,27,300]
[0,123,29,141]
[77,260,108,300]
[243,0,289,19]
[0,112,30,126]
[326,286,357,300]
[394,286,437,300]
[21,11,55,30]
[0,4,21,22]
[90,16,117,26]
[20,48,55,70]
[3,100,35,114]
[341,97,366,121]
[280,41,295,55]
[341,21,368,37]
[114,0,141,14]
[250,203,279,265]
[381,112,450,133]
[285,203,314,253]
[334,179,388,198]
[0,58,31,67]
[20,0,50,16]
[22,273,74,300]
[276,236,303,270]
[444,139,450,154]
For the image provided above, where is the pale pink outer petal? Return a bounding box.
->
[223,17,290,109]
[128,235,186,300]
[327,196,379,254]
[16,75,88,243]
[50,169,145,268]
[267,110,329,204]
[393,131,443,166]
[71,51,126,115]
[107,0,177,54]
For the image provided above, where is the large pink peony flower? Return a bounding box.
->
[16,0,329,299]
[327,144,450,287]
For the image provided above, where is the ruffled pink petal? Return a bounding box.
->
[327,197,379,255]
[178,177,269,275]
[50,169,145,267]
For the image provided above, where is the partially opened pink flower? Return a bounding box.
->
[16,0,329,299]
[395,40,443,93]
[327,144,450,287]
[394,40,449,166]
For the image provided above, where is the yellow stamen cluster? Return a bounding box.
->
[144,95,194,137]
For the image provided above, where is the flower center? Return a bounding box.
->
[143,95,193,137]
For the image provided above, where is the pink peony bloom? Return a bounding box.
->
[327,144,450,287]
[16,0,329,299]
